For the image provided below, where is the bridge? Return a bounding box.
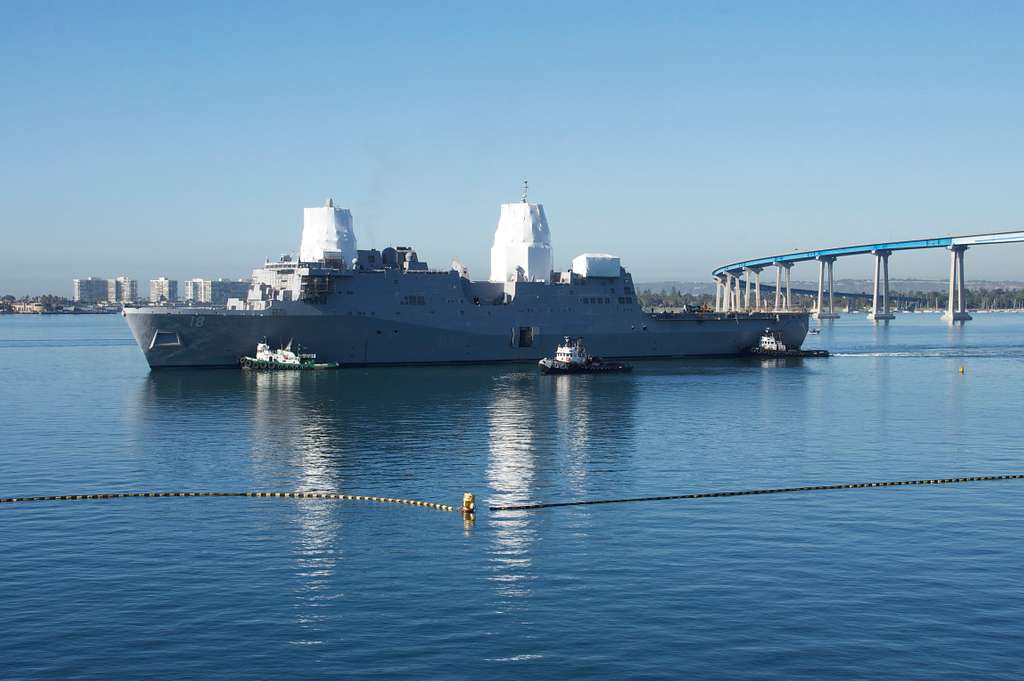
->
[712,231,1024,322]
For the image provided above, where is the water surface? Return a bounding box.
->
[2,313,1024,679]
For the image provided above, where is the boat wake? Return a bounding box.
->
[832,348,1024,358]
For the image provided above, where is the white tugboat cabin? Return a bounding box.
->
[242,339,339,370]
[539,337,632,374]
[758,330,789,353]
[750,328,829,358]
[253,339,303,367]
[554,337,589,366]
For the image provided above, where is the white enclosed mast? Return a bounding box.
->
[489,180,553,283]
[300,198,358,265]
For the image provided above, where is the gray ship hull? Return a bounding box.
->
[126,197,812,369]
[124,304,809,368]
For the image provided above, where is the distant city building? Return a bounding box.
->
[73,277,108,303]
[106,276,138,303]
[149,277,178,303]
[182,278,208,303]
[210,278,250,305]
[182,278,250,305]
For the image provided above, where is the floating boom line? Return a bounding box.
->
[489,474,1024,511]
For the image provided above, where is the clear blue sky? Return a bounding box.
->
[2,1,1023,295]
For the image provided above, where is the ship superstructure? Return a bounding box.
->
[124,193,808,368]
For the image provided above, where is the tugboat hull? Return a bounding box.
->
[749,348,829,358]
[240,356,339,370]
[538,358,632,374]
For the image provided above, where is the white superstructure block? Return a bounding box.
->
[489,202,553,283]
[300,198,357,265]
[571,253,621,278]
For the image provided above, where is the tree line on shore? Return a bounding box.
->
[638,289,714,309]
[1,294,71,313]
[4,288,1024,314]
[905,289,1024,310]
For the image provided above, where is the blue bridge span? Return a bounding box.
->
[712,231,1024,322]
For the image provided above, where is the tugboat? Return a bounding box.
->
[240,340,339,370]
[750,329,829,358]
[539,337,632,374]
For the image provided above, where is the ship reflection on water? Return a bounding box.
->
[134,366,639,601]
[486,372,637,600]
[135,366,638,501]
[248,370,339,492]
[249,370,345,648]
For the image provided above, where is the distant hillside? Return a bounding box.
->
[637,281,717,295]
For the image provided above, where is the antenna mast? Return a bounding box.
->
[521,179,528,203]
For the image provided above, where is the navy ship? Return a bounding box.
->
[124,190,808,368]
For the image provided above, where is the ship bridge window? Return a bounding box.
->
[401,295,426,305]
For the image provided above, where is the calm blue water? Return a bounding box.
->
[3,312,1024,679]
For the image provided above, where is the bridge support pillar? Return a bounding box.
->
[774,265,782,311]
[750,267,762,310]
[868,250,895,321]
[943,245,971,322]
[815,256,840,319]
[767,263,794,312]
[784,263,792,311]
[717,274,730,313]
[743,271,751,311]
[725,273,738,313]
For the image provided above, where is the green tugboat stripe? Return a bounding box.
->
[240,356,339,370]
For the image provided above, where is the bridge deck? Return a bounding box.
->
[713,230,1024,276]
